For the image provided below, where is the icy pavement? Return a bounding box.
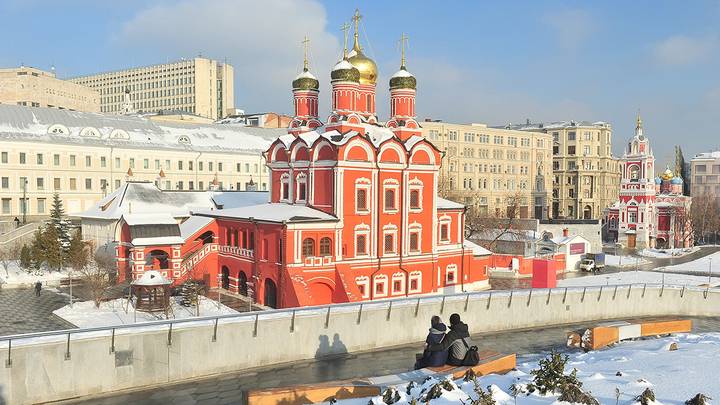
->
[329,333,720,404]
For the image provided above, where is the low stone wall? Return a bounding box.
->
[0,285,718,404]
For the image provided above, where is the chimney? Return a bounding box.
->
[562,228,569,237]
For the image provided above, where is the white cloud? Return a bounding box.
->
[652,35,718,66]
[116,0,340,114]
[542,9,596,51]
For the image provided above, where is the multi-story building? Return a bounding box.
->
[422,121,553,219]
[69,58,234,120]
[0,104,284,222]
[606,115,692,249]
[506,120,620,220]
[689,151,720,201]
[0,66,99,112]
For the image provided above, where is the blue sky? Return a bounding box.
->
[2,0,719,166]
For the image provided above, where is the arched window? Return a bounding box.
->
[302,238,315,257]
[629,165,640,181]
[319,237,332,256]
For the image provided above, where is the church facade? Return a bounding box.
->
[605,116,692,249]
[108,11,496,308]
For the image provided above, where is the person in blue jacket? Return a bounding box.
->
[414,315,448,369]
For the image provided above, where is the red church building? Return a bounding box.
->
[106,12,496,308]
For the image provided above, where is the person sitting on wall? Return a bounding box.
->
[427,313,478,366]
[414,315,448,369]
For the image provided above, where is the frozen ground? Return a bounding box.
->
[558,270,720,287]
[0,261,70,287]
[605,254,650,267]
[53,296,237,328]
[657,250,720,275]
[327,333,720,404]
[640,247,699,258]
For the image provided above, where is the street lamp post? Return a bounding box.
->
[21,178,28,225]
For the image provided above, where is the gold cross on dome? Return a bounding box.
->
[352,9,362,39]
[302,36,310,70]
[399,32,409,67]
[340,22,351,57]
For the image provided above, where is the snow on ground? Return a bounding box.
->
[605,254,650,267]
[657,250,720,275]
[558,270,720,287]
[640,247,700,258]
[53,296,237,328]
[326,333,720,404]
[0,261,70,288]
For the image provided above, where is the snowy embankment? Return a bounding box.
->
[329,333,720,404]
[0,261,70,288]
[640,247,699,258]
[657,250,720,275]
[53,296,237,328]
[558,270,720,287]
[605,254,650,267]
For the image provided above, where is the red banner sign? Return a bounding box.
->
[569,242,586,255]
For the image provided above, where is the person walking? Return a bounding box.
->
[414,315,448,369]
[427,313,474,366]
[34,280,42,297]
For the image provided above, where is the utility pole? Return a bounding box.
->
[22,178,28,224]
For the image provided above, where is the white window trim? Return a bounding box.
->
[295,173,307,203]
[383,183,400,214]
[354,225,371,257]
[408,183,423,212]
[355,178,371,214]
[391,272,405,295]
[408,271,422,294]
[446,264,458,285]
[408,222,422,254]
[373,275,388,298]
[439,215,452,244]
[280,173,291,202]
[355,276,370,299]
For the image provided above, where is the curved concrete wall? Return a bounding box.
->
[1,285,719,404]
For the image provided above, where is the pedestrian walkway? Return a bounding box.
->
[203,288,265,313]
[61,316,720,405]
[0,288,75,335]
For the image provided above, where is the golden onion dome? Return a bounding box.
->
[331,59,360,83]
[347,38,377,85]
[660,166,674,181]
[292,68,319,91]
[389,66,416,90]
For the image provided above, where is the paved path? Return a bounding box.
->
[0,288,75,336]
[62,316,720,405]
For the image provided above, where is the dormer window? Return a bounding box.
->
[178,135,191,145]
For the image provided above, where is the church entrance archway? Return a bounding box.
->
[309,282,333,305]
[238,271,248,296]
[264,278,278,308]
[583,205,592,220]
[221,266,230,290]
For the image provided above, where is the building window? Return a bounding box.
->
[69,155,77,166]
[37,198,46,214]
[36,177,44,190]
[86,156,92,167]
[54,178,61,190]
[409,232,419,252]
[409,189,421,210]
[1,198,10,214]
[69,178,77,190]
[356,188,368,212]
[302,238,315,257]
[356,276,370,298]
[440,223,450,241]
[36,154,43,165]
[384,233,395,254]
[319,237,332,256]
[374,275,387,296]
[85,178,92,190]
[0,177,7,189]
[446,265,457,284]
[629,211,637,223]
[280,174,290,201]
[409,272,421,293]
[101,156,107,168]
[296,174,307,202]
[356,234,367,255]
[384,188,396,211]
[19,152,26,164]
[392,273,405,295]
[1,152,7,164]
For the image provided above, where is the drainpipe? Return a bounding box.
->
[460,205,467,292]
[251,217,260,304]
[195,151,202,188]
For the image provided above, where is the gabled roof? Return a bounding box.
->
[436,197,465,210]
[196,203,337,224]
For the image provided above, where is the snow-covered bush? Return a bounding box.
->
[527,350,582,394]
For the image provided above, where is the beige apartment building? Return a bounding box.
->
[69,58,234,120]
[0,105,284,223]
[690,151,720,200]
[507,120,620,220]
[0,66,99,112]
[422,121,553,219]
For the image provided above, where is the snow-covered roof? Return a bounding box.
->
[284,124,431,151]
[691,151,720,160]
[495,120,611,132]
[332,59,355,71]
[294,70,317,80]
[179,215,214,239]
[436,197,464,210]
[132,270,171,286]
[196,203,337,223]
[123,213,176,226]
[463,239,492,256]
[131,236,185,246]
[78,182,270,220]
[473,229,539,242]
[391,68,414,79]
[360,123,396,147]
[0,104,284,154]
[404,135,425,151]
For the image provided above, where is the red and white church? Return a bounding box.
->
[103,14,508,308]
[605,115,693,249]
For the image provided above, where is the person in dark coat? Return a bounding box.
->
[428,313,471,366]
[414,315,448,369]
[34,281,42,296]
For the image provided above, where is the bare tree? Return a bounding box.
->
[0,243,21,277]
[465,192,527,251]
[690,194,720,244]
[81,245,115,308]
